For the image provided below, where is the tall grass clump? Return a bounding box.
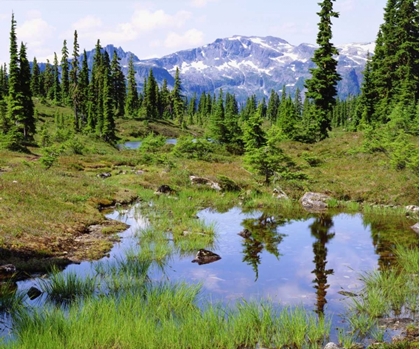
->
[38,266,97,304]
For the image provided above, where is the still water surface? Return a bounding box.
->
[8,204,390,342]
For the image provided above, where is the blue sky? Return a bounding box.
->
[0,0,385,64]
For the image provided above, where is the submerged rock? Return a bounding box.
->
[27,286,42,300]
[192,249,221,265]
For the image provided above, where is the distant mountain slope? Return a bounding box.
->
[89,36,375,102]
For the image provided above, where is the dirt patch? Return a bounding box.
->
[0,218,129,277]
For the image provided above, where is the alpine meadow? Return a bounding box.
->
[0,1,418,348]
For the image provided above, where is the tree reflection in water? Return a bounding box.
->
[239,213,286,281]
[310,214,335,315]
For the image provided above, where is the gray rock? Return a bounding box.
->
[324,343,342,349]
[411,222,419,234]
[300,192,332,210]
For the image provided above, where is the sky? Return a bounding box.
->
[0,0,386,64]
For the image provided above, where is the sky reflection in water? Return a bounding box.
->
[152,207,377,318]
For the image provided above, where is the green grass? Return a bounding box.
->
[3,283,331,349]
[342,245,419,346]
[38,266,97,304]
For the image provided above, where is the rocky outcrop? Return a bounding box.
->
[300,192,332,211]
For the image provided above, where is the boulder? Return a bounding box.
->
[300,192,331,211]
[411,222,419,234]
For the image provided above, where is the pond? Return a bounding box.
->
[4,203,416,345]
[117,138,177,150]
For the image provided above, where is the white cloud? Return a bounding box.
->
[190,0,219,8]
[72,15,103,31]
[17,17,54,46]
[130,9,191,31]
[335,0,355,13]
[164,28,204,49]
[68,8,194,48]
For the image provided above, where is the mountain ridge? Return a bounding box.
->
[87,35,374,102]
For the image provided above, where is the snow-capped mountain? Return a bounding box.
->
[96,35,374,101]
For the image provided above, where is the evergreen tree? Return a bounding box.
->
[78,50,90,128]
[89,40,104,134]
[277,96,299,139]
[171,67,185,126]
[304,0,341,141]
[241,94,257,121]
[208,89,227,143]
[60,40,70,105]
[242,107,267,151]
[7,13,21,133]
[224,92,243,152]
[30,57,41,97]
[70,30,80,131]
[367,0,418,122]
[52,52,61,104]
[187,92,197,124]
[110,50,126,118]
[267,89,280,123]
[141,69,158,121]
[159,79,171,119]
[43,60,54,100]
[125,54,139,118]
[293,87,303,116]
[101,54,116,143]
[18,42,35,139]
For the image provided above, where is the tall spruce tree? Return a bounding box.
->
[30,57,41,97]
[52,52,61,104]
[7,13,21,135]
[70,30,80,131]
[304,0,341,141]
[101,52,116,143]
[60,40,70,105]
[18,42,35,139]
[171,67,185,126]
[125,54,139,118]
[78,50,90,128]
[110,50,126,118]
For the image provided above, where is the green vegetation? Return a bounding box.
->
[3,282,331,349]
